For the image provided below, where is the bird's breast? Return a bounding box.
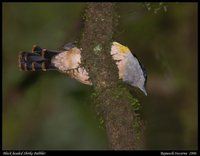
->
[51,48,91,85]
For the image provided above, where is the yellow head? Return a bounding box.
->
[112,42,130,54]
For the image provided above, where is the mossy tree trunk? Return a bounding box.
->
[80,3,142,150]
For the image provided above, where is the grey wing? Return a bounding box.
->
[124,53,147,95]
[63,41,77,50]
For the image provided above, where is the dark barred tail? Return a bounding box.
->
[18,45,59,71]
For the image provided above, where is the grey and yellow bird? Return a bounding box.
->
[18,42,147,95]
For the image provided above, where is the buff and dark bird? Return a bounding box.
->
[18,42,147,95]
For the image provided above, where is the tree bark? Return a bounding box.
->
[80,3,141,150]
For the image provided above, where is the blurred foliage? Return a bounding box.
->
[144,2,168,14]
[3,2,197,150]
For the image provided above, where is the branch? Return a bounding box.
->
[80,3,142,150]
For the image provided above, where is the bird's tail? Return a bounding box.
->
[18,45,59,71]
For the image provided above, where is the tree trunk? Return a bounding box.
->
[80,3,142,150]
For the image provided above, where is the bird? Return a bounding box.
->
[18,42,147,95]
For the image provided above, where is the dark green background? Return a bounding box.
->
[3,3,197,150]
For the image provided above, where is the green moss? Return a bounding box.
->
[93,44,102,55]
[129,98,140,111]
[144,2,168,14]
[132,116,142,140]
[98,116,105,129]
[111,82,127,99]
